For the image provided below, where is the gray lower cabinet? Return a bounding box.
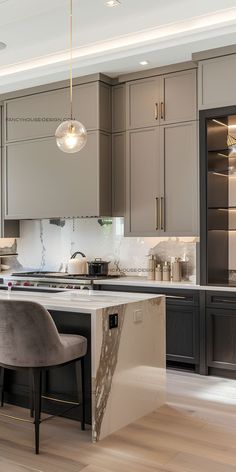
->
[206,291,236,375]
[166,301,199,367]
[98,284,200,371]
[125,122,198,236]
[4,131,111,219]
[4,80,111,142]
[125,127,161,235]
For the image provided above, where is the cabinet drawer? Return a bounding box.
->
[97,284,199,306]
[206,291,236,309]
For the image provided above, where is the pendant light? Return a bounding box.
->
[55,0,87,154]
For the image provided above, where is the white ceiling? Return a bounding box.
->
[0,0,236,92]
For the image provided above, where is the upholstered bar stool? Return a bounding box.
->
[0,300,87,454]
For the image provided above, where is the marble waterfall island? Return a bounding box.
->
[0,289,166,441]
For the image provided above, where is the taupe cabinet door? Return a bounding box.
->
[0,106,19,237]
[112,84,126,133]
[160,122,198,236]
[126,122,198,236]
[161,70,197,124]
[126,127,161,235]
[199,55,236,109]
[112,133,125,217]
[126,69,197,130]
[126,78,161,129]
[5,131,111,219]
[5,82,110,142]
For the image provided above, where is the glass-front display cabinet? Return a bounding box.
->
[200,106,236,285]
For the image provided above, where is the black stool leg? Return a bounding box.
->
[0,367,4,407]
[29,371,34,418]
[75,358,85,431]
[33,368,42,454]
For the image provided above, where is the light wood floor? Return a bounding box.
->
[0,370,236,472]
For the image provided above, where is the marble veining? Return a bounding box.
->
[9,218,197,278]
[93,304,125,441]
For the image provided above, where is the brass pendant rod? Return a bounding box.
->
[70,0,73,121]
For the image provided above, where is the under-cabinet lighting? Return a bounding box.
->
[139,60,149,66]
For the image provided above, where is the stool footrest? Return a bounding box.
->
[41,395,80,406]
[0,412,33,423]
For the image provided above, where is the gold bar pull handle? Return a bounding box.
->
[155,197,159,230]
[161,196,165,231]
[161,101,165,120]
[155,102,159,120]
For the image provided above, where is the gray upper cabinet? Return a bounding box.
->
[4,81,111,143]
[112,133,125,217]
[160,121,198,236]
[0,105,19,237]
[5,131,111,220]
[125,127,161,235]
[125,122,198,237]
[126,69,197,130]
[198,55,236,109]
[112,84,126,133]
[161,70,197,124]
[126,77,161,129]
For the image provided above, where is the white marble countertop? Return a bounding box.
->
[0,289,163,314]
[94,277,200,290]
[94,277,236,292]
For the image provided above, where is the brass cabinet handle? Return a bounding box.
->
[160,197,165,231]
[155,197,159,230]
[161,101,165,120]
[155,102,159,120]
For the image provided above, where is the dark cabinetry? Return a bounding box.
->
[98,284,200,371]
[206,291,236,377]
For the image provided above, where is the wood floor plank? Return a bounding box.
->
[0,371,236,472]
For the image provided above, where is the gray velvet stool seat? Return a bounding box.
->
[0,300,87,454]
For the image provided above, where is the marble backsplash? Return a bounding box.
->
[0,218,198,280]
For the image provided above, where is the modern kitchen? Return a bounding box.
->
[0,0,236,471]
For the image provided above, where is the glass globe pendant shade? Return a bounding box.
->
[55,120,87,154]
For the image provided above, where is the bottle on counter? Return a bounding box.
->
[172,258,182,282]
[147,254,156,280]
[155,264,162,281]
[162,261,171,282]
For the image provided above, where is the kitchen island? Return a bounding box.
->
[0,289,166,442]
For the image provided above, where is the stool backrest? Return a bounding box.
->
[0,300,63,367]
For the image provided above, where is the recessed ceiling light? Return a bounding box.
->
[105,0,121,7]
[0,42,6,51]
[139,60,149,66]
